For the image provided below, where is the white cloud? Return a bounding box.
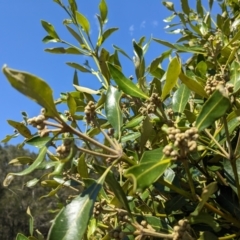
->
[152,20,158,27]
[140,20,146,29]
[129,24,134,35]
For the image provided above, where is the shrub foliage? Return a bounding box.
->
[2,0,240,239]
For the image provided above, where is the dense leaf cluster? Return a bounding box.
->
[2,0,240,239]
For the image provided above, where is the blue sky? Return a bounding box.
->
[0,0,212,149]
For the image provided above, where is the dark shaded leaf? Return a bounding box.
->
[67,92,77,116]
[229,60,240,93]
[66,62,91,73]
[41,20,60,40]
[196,87,230,131]
[26,136,52,148]
[181,0,190,15]
[45,47,83,54]
[7,120,32,138]
[98,28,118,46]
[113,45,132,60]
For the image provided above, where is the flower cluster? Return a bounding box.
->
[84,101,96,125]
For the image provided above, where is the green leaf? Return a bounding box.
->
[7,120,32,138]
[107,62,149,99]
[161,57,181,100]
[162,1,175,11]
[1,133,18,143]
[121,132,141,143]
[196,87,230,131]
[140,116,153,150]
[16,233,29,240]
[77,153,89,178]
[2,66,60,118]
[229,60,240,93]
[9,156,34,165]
[140,147,165,163]
[68,0,77,15]
[181,0,190,15]
[73,70,79,86]
[179,72,208,98]
[41,20,60,40]
[113,45,132,60]
[123,115,144,130]
[3,146,47,186]
[45,47,83,54]
[94,164,131,214]
[76,11,90,36]
[26,136,52,148]
[26,207,34,236]
[47,182,103,240]
[67,92,77,116]
[124,158,171,191]
[105,86,123,139]
[65,25,85,46]
[26,178,40,187]
[174,44,206,54]
[153,38,176,49]
[172,84,190,117]
[196,0,204,18]
[98,27,118,46]
[73,84,100,95]
[99,0,108,23]
[66,62,91,73]
[209,0,214,10]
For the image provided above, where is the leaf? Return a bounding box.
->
[16,233,29,240]
[162,1,175,11]
[77,153,89,178]
[1,133,18,143]
[98,27,118,46]
[140,116,153,150]
[181,0,190,15]
[179,71,208,98]
[67,92,77,116]
[196,0,203,18]
[105,85,123,139]
[121,132,141,143]
[124,158,171,191]
[66,62,91,73]
[76,11,90,36]
[9,156,34,165]
[196,87,230,131]
[26,136,52,148]
[3,146,47,186]
[140,147,165,163]
[41,20,60,40]
[123,115,144,130]
[26,207,34,236]
[47,181,104,240]
[113,45,132,60]
[65,25,85,46]
[191,182,218,216]
[45,47,83,54]
[7,120,31,138]
[161,57,181,100]
[2,66,60,118]
[68,0,77,15]
[26,178,40,188]
[229,60,240,93]
[107,62,149,99]
[172,84,190,118]
[153,38,176,49]
[73,70,79,86]
[73,84,100,95]
[94,164,131,214]
[99,0,108,23]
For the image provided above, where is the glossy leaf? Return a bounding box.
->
[172,84,190,117]
[161,57,181,100]
[26,136,52,148]
[105,85,123,138]
[179,72,208,98]
[107,62,149,99]
[45,47,82,54]
[140,147,164,163]
[66,62,91,73]
[99,0,108,23]
[73,84,100,95]
[41,20,60,40]
[2,66,60,118]
[121,132,141,143]
[47,181,104,240]
[123,115,144,130]
[196,87,230,131]
[98,27,118,46]
[229,60,240,93]
[7,120,31,138]
[9,156,34,165]
[26,178,40,188]
[124,158,171,191]
[76,11,90,36]
[3,146,47,186]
